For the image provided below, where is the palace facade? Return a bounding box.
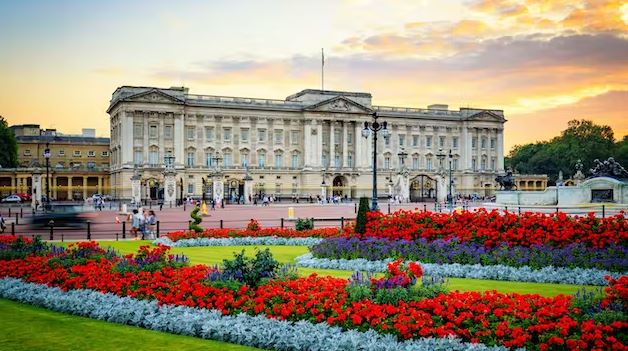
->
[107,86,506,202]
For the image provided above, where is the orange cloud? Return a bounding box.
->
[561,0,628,33]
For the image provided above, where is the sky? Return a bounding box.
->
[0,0,627,153]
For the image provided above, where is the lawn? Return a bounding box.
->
[0,298,261,351]
[56,240,599,297]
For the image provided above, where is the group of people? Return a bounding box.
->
[129,209,157,240]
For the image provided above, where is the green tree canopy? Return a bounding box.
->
[0,116,18,168]
[508,119,624,183]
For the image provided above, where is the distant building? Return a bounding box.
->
[0,125,110,200]
[108,86,506,202]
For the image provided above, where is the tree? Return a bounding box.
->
[0,116,18,168]
[354,197,370,235]
[508,119,620,183]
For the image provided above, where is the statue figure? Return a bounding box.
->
[589,157,628,179]
[495,170,517,191]
[573,159,585,184]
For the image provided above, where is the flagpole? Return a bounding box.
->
[321,48,324,91]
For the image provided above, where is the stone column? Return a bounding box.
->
[131,172,142,205]
[342,122,348,168]
[121,110,134,166]
[243,174,253,204]
[163,169,177,205]
[497,129,504,171]
[174,114,185,168]
[329,121,335,168]
[316,121,323,167]
[31,170,42,210]
[11,177,16,193]
[303,121,311,168]
[354,122,362,168]
[68,178,73,201]
[82,176,88,200]
[52,176,57,200]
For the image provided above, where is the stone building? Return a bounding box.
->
[107,86,506,202]
[0,125,110,200]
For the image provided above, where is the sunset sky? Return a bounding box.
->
[0,0,626,153]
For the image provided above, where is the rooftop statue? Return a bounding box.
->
[589,157,628,179]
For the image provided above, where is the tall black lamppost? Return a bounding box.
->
[44,142,51,211]
[448,149,453,210]
[362,112,388,211]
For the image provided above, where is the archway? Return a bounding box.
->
[409,174,436,202]
[332,176,347,197]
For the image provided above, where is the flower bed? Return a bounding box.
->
[0,236,626,351]
[295,253,622,285]
[155,236,323,247]
[167,227,340,242]
[311,237,628,272]
[353,209,627,248]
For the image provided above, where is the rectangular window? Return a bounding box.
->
[87,161,96,169]
[481,137,487,149]
[439,136,446,148]
[274,130,283,144]
[58,150,65,156]
[223,128,231,142]
[101,151,109,157]
[427,158,433,171]
[223,153,231,167]
[472,158,477,171]
[186,127,195,140]
[322,153,328,167]
[24,149,31,156]
[491,157,496,170]
[490,138,496,149]
[385,135,390,147]
[149,125,158,138]
[452,158,458,170]
[334,130,341,146]
[164,125,173,139]
[258,153,266,168]
[453,137,459,148]
[205,153,213,167]
[384,157,391,169]
[481,158,487,170]
[412,157,419,170]
[348,154,353,168]
[187,183,194,194]
[334,155,341,168]
[426,136,432,148]
[399,134,405,147]
[291,130,299,145]
[205,127,214,141]
[412,135,419,147]
[241,128,249,142]
[134,150,143,165]
[134,124,143,138]
[275,154,283,168]
[73,150,81,157]
[291,154,299,168]
[186,152,194,167]
[88,151,95,157]
[347,132,353,145]
[472,137,477,148]
[241,153,249,167]
[258,129,266,142]
[149,150,158,165]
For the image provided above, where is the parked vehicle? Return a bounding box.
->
[1,195,22,203]
[16,193,31,201]
[27,205,94,230]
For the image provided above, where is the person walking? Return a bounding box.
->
[146,210,157,239]
[130,209,140,239]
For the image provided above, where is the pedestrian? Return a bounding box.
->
[211,199,216,210]
[0,213,5,233]
[140,209,149,239]
[130,209,140,239]
[147,210,157,239]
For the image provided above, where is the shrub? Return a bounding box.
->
[295,218,314,231]
[354,197,370,235]
[189,206,203,233]
[216,249,280,288]
[246,219,261,232]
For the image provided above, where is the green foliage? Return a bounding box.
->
[189,206,203,233]
[295,218,314,231]
[0,116,18,168]
[0,236,48,260]
[355,197,370,235]
[508,119,624,183]
[219,249,280,287]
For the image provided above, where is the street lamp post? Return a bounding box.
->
[448,149,453,210]
[362,112,389,211]
[44,142,51,211]
[397,148,408,169]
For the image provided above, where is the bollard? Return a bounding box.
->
[518,206,521,215]
[311,217,315,228]
[116,233,119,241]
[156,221,160,238]
[184,202,186,211]
[505,206,508,212]
[340,217,344,229]
[556,207,559,214]
[159,203,163,211]
[11,222,15,236]
[170,201,172,209]
[61,233,64,242]
[423,204,427,212]
[87,221,91,240]
[188,220,192,230]
[15,213,18,225]
[20,207,23,218]
[122,221,126,239]
[354,203,357,213]
[49,221,54,241]
[387,203,391,214]
[602,205,605,218]
[220,219,223,229]
[281,218,284,228]
[8,207,11,217]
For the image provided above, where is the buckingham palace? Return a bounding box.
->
[107,86,505,203]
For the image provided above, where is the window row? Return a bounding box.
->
[22,150,109,157]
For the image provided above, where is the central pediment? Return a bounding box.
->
[304,96,373,114]
[122,89,185,104]
[465,110,506,122]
